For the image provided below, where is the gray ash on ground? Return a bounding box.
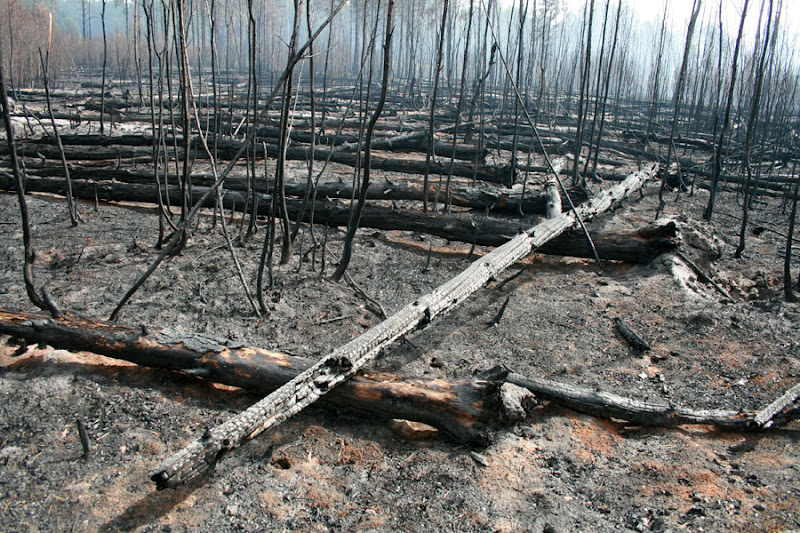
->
[0,180,798,532]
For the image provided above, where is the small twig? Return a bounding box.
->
[315,314,354,326]
[614,317,651,352]
[487,296,511,328]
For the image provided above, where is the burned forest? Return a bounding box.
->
[1,0,800,531]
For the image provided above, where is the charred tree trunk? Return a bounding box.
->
[703,0,749,221]
[0,309,501,447]
[333,0,395,281]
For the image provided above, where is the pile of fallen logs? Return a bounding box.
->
[0,173,677,262]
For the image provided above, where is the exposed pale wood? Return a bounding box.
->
[675,250,734,301]
[0,309,501,447]
[754,383,800,428]
[148,165,657,489]
[544,178,561,219]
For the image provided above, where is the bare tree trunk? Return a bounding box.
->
[736,0,776,257]
[39,14,79,227]
[645,3,669,144]
[278,0,301,264]
[656,0,702,218]
[582,0,611,178]
[589,0,621,177]
[292,0,319,242]
[100,0,108,135]
[508,0,529,189]
[571,0,594,189]
[441,0,475,212]
[332,0,394,282]
[176,0,193,227]
[785,159,799,302]
[423,0,449,212]
[0,48,60,317]
[704,0,750,221]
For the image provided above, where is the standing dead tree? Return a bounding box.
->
[38,12,79,227]
[0,46,61,317]
[656,0,702,218]
[332,0,395,282]
[703,0,749,221]
[149,164,658,490]
[423,0,449,212]
[105,0,352,321]
[571,0,595,189]
[735,0,777,258]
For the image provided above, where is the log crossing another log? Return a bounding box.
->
[146,165,658,489]
[1,309,796,451]
[0,309,501,446]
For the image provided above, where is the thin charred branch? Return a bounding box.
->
[487,296,511,327]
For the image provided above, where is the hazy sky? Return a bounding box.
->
[560,0,798,42]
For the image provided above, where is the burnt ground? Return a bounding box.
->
[0,166,799,532]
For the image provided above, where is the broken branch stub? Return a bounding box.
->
[149,165,659,489]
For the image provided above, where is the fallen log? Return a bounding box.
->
[0,173,676,263]
[1,309,796,442]
[255,143,511,184]
[24,165,588,216]
[2,141,153,162]
[147,165,658,489]
[506,373,799,429]
[0,309,501,446]
[347,134,488,161]
[6,133,511,184]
